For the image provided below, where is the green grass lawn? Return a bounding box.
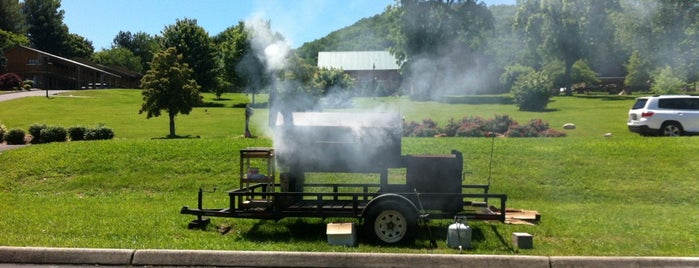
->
[1,90,697,256]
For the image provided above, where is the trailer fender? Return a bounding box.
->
[361,193,420,245]
[361,193,419,219]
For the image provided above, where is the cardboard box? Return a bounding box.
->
[326,223,356,247]
[512,232,533,249]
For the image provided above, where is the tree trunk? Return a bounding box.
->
[564,57,574,96]
[169,112,176,138]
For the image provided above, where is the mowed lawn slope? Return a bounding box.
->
[0,90,697,256]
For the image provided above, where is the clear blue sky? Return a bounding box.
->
[61,0,516,51]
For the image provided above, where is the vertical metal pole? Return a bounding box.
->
[197,188,204,222]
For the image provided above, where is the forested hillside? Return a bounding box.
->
[3,0,698,104]
[295,14,396,66]
[295,1,698,99]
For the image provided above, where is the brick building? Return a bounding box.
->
[3,46,141,90]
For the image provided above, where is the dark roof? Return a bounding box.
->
[12,46,121,78]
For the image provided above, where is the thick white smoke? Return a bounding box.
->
[244,15,290,73]
[242,14,403,182]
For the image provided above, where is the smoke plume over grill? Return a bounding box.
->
[242,17,403,175]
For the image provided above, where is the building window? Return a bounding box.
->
[27,58,39,65]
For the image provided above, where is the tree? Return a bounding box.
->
[1,29,29,71]
[499,64,536,91]
[65,33,94,58]
[160,18,218,91]
[624,50,651,92]
[214,21,248,98]
[139,47,202,138]
[571,60,600,86]
[0,29,28,50]
[515,0,587,95]
[22,0,71,55]
[0,0,24,34]
[650,65,686,95]
[311,67,354,108]
[224,19,288,105]
[579,1,625,76]
[612,0,699,86]
[389,0,495,100]
[112,31,159,73]
[92,47,143,73]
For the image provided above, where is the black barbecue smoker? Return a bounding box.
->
[181,111,507,245]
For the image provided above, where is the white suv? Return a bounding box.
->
[628,95,699,136]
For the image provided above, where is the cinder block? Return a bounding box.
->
[326,223,356,247]
[512,232,533,249]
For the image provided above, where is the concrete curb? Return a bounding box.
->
[132,249,549,267]
[1,247,698,268]
[0,247,134,265]
[550,256,699,268]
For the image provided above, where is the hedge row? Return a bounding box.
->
[403,114,566,138]
[1,123,115,145]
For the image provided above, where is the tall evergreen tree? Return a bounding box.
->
[22,0,71,55]
[0,0,24,34]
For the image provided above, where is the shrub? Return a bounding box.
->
[505,124,539,137]
[410,124,440,137]
[0,73,22,91]
[442,118,461,137]
[0,123,7,142]
[402,121,420,137]
[84,125,115,140]
[28,123,47,143]
[402,114,564,138]
[540,128,567,137]
[22,80,34,91]
[528,118,550,133]
[511,71,553,111]
[455,116,487,137]
[484,114,514,134]
[39,126,67,143]
[68,126,87,141]
[4,128,26,145]
[455,123,487,137]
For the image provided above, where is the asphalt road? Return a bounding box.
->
[0,90,70,102]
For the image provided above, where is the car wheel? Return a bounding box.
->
[660,122,682,137]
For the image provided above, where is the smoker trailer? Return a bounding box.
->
[181,112,507,245]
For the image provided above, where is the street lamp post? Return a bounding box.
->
[44,58,52,98]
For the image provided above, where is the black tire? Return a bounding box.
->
[660,122,683,137]
[364,199,418,245]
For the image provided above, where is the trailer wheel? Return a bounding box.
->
[364,199,418,245]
